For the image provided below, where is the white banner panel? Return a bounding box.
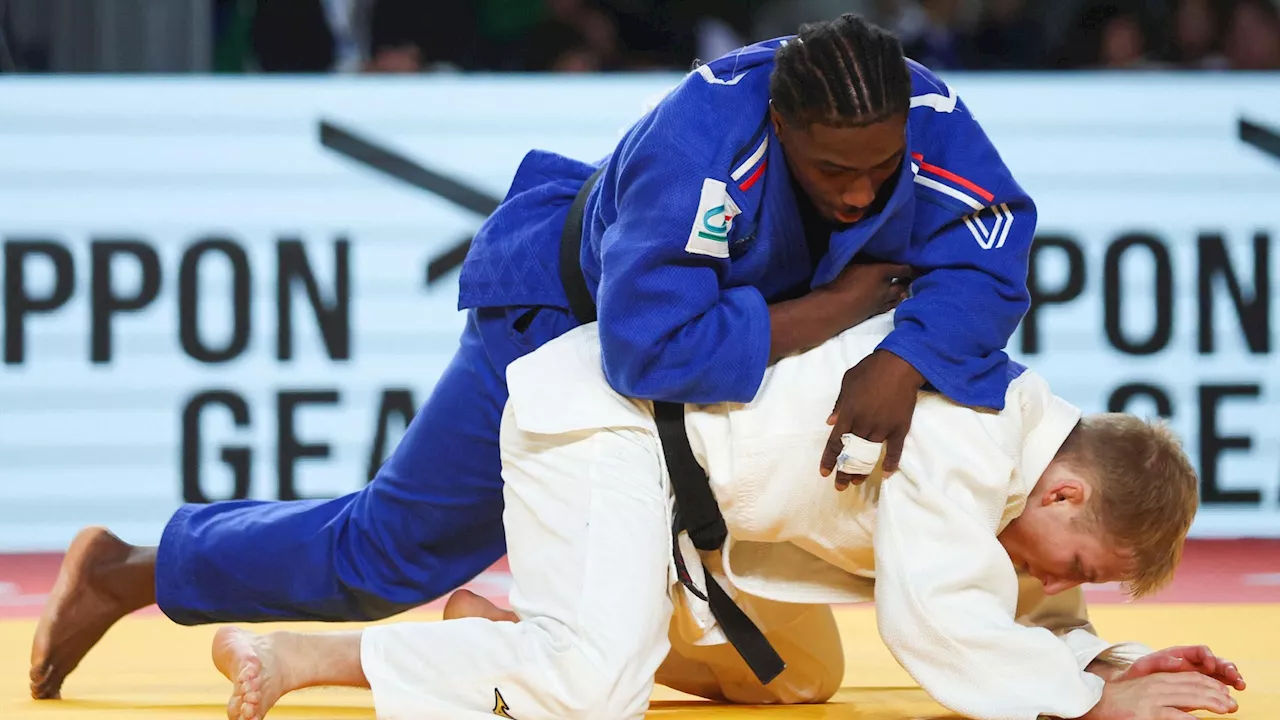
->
[0,74,1278,549]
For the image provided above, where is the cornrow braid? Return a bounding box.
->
[769,13,912,129]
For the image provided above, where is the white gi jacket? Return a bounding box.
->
[506,313,1153,720]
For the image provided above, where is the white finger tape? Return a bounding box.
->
[835,433,884,476]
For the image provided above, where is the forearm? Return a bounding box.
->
[880,274,1027,410]
[767,290,851,363]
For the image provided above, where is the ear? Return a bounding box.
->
[769,102,786,139]
[1042,477,1089,507]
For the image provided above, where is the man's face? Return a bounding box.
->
[772,109,907,225]
[997,461,1135,596]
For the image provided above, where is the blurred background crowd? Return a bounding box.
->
[1,0,1278,75]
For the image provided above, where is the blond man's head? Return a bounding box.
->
[998,414,1200,599]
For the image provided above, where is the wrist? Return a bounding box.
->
[875,349,926,389]
[1085,659,1124,682]
[806,285,863,337]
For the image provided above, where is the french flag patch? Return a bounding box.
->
[730,137,768,192]
[911,153,1013,251]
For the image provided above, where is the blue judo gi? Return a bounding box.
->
[157,39,1038,624]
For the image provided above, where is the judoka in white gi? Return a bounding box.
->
[209,314,1246,720]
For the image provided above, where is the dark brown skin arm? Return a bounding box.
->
[768,262,911,363]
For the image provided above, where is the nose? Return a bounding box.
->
[840,174,877,210]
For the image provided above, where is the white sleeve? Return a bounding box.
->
[1016,583,1155,671]
[872,457,1108,720]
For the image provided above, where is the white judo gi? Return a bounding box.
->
[359,313,1154,720]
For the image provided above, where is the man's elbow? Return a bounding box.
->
[602,351,751,404]
[602,348,678,401]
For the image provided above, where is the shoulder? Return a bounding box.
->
[903,60,1030,217]
[904,59,969,126]
[617,40,784,176]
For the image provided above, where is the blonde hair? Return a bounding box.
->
[1055,414,1200,599]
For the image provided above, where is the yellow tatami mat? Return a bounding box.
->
[4,604,1277,719]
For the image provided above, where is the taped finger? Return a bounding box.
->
[835,433,884,476]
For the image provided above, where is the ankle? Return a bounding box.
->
[93,545,157,611]
[266,632,302,692]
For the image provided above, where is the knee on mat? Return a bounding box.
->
[725,657,842,705]
[735,675,840,706]
[785,655,843,704]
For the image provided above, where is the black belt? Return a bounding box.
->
[557,168,786,686]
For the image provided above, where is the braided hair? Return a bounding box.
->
[769,14,913,129]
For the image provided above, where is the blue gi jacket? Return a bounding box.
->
[459,38,1035,410]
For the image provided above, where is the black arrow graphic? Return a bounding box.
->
[1239,117,1280,163]
[318,119,502,285]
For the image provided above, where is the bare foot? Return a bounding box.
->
[29,527,156,699]
[213,627,287,720]
[442,589,518,623]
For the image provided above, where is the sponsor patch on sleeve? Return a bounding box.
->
[684,178,741,259]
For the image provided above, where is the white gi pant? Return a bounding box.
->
[360,405,844,720]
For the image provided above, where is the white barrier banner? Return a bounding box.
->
[0,74,1278,549]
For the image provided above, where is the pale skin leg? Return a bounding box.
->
[207,588,622,719]
[210,626,368,720]
[212,587,821,720]
[208,586,598,720]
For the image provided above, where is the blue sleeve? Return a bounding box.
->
[594,113,772,404]
[864,102,1034,411]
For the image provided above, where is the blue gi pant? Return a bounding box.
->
[156,304,577,624]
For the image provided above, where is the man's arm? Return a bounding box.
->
[871,420,1111,720]
[862,95,1035,412]
[822,92,1034,484]
[595,102,905,404]
[870,419,1239,720]
[1013,581,1155,681]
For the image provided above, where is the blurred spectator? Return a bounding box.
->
[251,0,335,72]
[1165,0,1228,69]
[25,0,1280,75]
[964,0,1046,69]
[1098,10,1150,67]
[0,0,19,72]
[1224,0,1280,70]
[1052,0,1159,69]
[365,0,477,72]
[475,0,546,67]
[522,0,620,71]
[899,0,969,69]
[752,0,887,41]
[612,1,698,70]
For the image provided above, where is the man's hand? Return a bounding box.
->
[1121,646,1247,691]
[821,350,925,489]
[1081,673,1238,719]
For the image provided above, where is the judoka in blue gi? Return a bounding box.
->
[31,13,1038,700]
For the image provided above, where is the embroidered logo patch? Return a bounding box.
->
[685,178,741,259]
